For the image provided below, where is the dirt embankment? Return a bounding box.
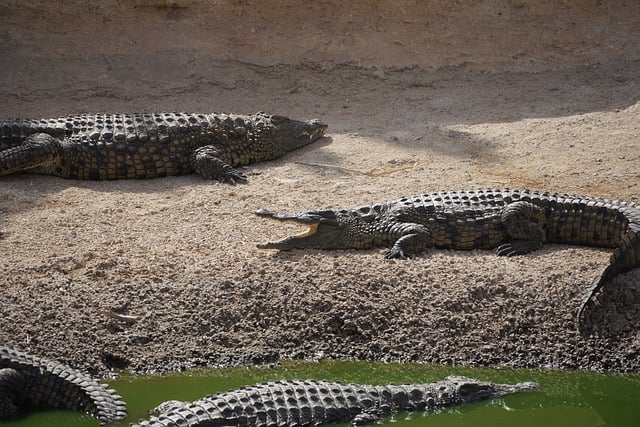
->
[0,1,639,376]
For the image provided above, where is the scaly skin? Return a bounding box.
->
[0,112,326,182]
[132,377,538,427]
[256,188,640,334]
[0,346,126,425]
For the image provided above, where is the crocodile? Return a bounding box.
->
[132,377,538,427]
[0,345,126,425]
[0,112,327,182]
[256,188,640,333]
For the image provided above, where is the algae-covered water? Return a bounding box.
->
[3,361,640,427]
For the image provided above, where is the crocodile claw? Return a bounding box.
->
[384,247,408,259]
[220,168,247,184]
[496,240,543,256]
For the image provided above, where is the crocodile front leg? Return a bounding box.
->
[496,201,546,256]
[385,223,433,259]
[190,146,247,183]
[0,133,62,176]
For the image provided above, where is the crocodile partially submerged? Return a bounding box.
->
[0,112,326,182]
[257,188,640,332]
[133,377,538,426]
[0,345,126,425]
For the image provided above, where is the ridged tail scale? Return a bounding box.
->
[577,202,640,329]
[0,346,126,425]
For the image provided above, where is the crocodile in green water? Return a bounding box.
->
[133,377,537,426]
[0,345,126,425]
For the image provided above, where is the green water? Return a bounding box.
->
[2,361,640,427]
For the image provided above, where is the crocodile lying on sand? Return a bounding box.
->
[0,346,126,425]
[257,188,640,333]
[133,377,538,427]
[0,112,326,182]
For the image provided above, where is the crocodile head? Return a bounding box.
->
[445,376,539,403]
[256,208,367,251]
[252,113,327,157]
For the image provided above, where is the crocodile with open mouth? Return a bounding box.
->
[257,188,640,333]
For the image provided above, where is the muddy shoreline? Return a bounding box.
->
[1,1,639,378]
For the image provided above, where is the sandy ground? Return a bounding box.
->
[1,1,639,377]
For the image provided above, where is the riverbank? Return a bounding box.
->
[1,0,639,377]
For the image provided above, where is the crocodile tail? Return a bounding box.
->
[577,218,640,334]
[34,363,128,426]
[0,347,127,425]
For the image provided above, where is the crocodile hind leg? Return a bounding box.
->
[190,145,247,183]
[0,133,61,176]
[496,201,546,256]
